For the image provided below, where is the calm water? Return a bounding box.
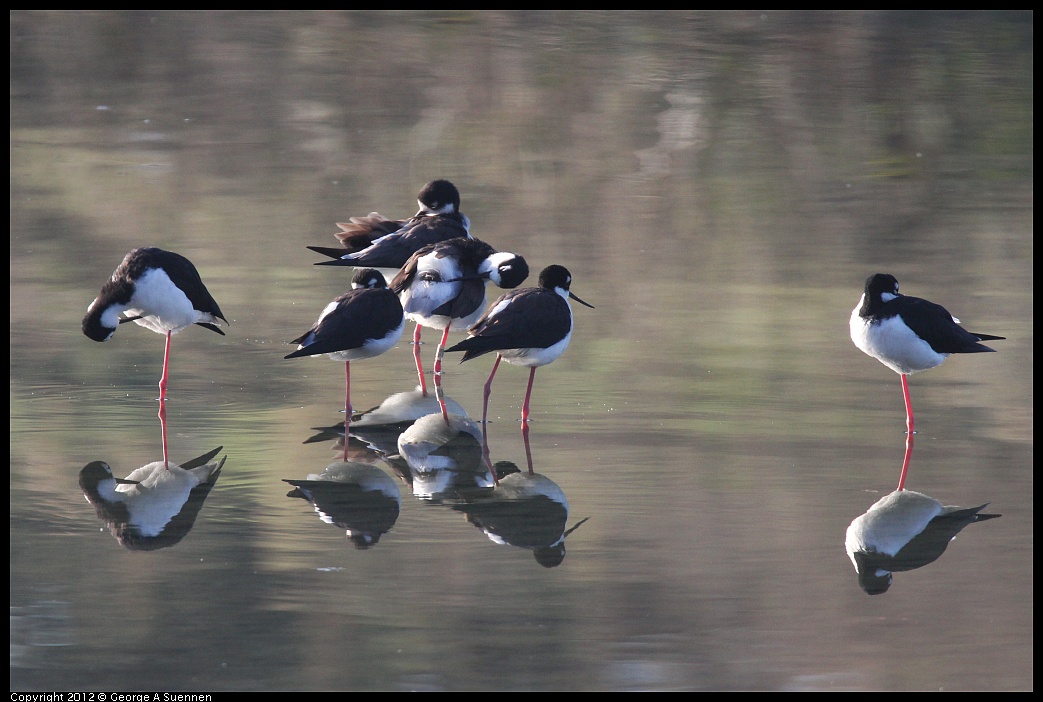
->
[10,11,1032,691]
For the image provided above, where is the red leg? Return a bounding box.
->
[343,361,352,461]
[158,330,172,402]
[434,326,451,423]
[522,416,534,475]
[896,430,914,491]
[521,367,537,425]
[158,396,169,470]
[480,418,497,485]
[482,355,502,426]
[901,374,915,435]
[412,323,427,396]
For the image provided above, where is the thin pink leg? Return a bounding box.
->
[158,330,172,402]
[521,417,534,475]
[896,430,914,491]
[480,419,497,485]
[158,398,169,470]
[434,326,451,423]
[482,355,502,427]
[413,324,428,396]
[901,374,915,435]
[521,367,537,425]
[343,361,352,461]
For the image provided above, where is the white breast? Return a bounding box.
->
[849,302,947,375]
[127,268,212,335]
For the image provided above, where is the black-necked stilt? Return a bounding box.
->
[82,247,227,403]
[388,237,529,407]
[284,268,405,454]
[445,264,594,427]
[79,446,225,550]
[284,462,401,549]
[845,489,1000,594]
[849,273,1004,434]
[309,179,471,281]
[452,468,589,568]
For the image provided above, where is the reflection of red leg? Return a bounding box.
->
[413,324,427,396]
[896,431,915,491]
[158,398,169,470]
[480,418,497,485]
[522,418,534,475]
[482,355,502,426]
[521,367,537,425]
[434,327,451,423]
[343,361,352,461]
[901,374,915,435]
[158,330,172,401]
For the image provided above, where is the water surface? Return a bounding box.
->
[10,10,1033,691]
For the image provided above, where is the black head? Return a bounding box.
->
[78,461,116,492]
[857,565,893,596]
[538,264,573,291]
[864,273,900,299]
[539,265,595,309]
[534,544,567,568]
[82,302,117,342]
[351,268,388,290]
[417,179,461,215]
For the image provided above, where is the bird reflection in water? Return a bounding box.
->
[845,489,999,594]
[284,462,401,549]
[396,412,494,501]
[79,446,225,550]
[453,444,589,567]
[845,434,999,594]
[442,420,589,567]
[302,388,469,471]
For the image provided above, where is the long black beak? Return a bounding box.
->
[570,291,595,309]
[563,516,590,538]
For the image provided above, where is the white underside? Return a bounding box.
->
[850,298,947,375]
[109,461,217,537]
[845,490,942,564]
[404,305,482,331]
[500,324,573,367]
[322,319,405,362]
[123,268,219,335]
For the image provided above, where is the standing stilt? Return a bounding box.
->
[444,265,593,428]
[849,273,1004,433]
